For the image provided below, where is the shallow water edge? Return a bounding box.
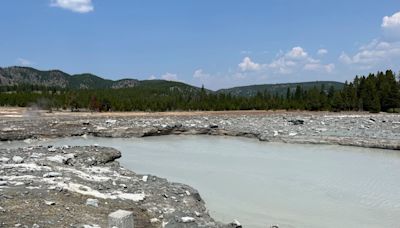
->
[3,135,400,228]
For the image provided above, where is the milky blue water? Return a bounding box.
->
[4,135,400,228]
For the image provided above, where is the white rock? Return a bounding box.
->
[12,156,24,164]
[289,132,297,136]
[65,153,75,159]
[142,175,148,182]
[30,153,41,158]
[0,157,9,163]
[316,128,328,132]
[118,192,146,201]
[46,155,68,164]
[23,138,32,144]
[48,147,56,152]
[181,216,195,223]
[185,190,190,196]
[150,218,160,223]
[108,210,134,228]
[231,219,241,226]
[13,181,24,186]
[43,172,62,178]
[81,225,100,228]
[106,119,117,124]
[44,200,55,205]
[86,198,99,207]
[0,181,7,186]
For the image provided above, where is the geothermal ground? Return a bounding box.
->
[0,108,399,227]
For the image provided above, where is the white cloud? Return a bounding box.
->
[161,72,178,81]
[382,11,400,40]
[382,11,400,28]
[238,57,262,72]
[50,0,94,13]
[267,46,333,74]
[16,58,33,66]
[285,46,308,59]
[317,49,328,56]
[325,63,335,72]
[339,52,352,64]
[304,63,335,73]
[235,47,334,79]
[268,57,296,74]
[193,69,210,79]
[339,12,400,67]
[339,40,400,66]
[148,75,157,80]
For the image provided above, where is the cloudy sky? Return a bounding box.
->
[0,0,399,89]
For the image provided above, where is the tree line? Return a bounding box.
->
[0,70,399,113]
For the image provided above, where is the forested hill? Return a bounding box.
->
[0,66,399,113]
[216,81,344,97]
[0,66,139,89]
[0,66,343,96]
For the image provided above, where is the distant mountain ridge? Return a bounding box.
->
[0,66,344,96]
[0,66,139,89]
[216,81,344,97]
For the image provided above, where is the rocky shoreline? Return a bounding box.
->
[0,145,229,227]
[1,111,400,150]
[1,110,400,227]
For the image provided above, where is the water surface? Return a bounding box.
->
[3,135,400,228]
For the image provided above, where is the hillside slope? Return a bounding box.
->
[217,81,344,97]
[0,66,344,96]
[0,66,139,89]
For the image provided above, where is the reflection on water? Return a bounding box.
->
[3,135,400,228]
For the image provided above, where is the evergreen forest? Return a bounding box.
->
[0,70,399,113]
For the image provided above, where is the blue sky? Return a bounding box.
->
[1,0,399,89]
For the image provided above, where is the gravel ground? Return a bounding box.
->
[0,109,399,149]
[0,146,228,228]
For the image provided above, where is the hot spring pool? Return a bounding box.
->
[3,135,400,228]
